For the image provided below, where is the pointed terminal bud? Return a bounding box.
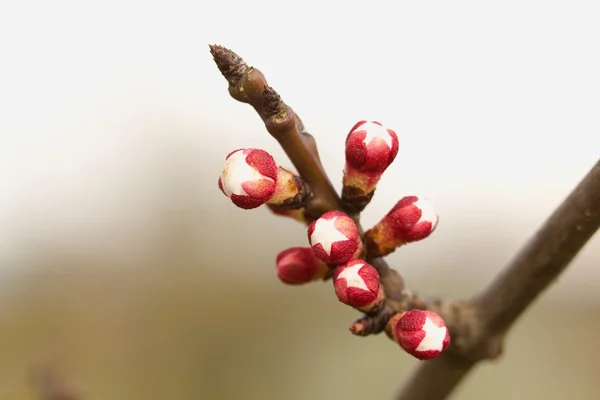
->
[209,44,249,83]
[218,148,310,210]
[276,247,329,285]
[307,211,361,264]
[387,310,450,360]
[333,259,383,312]
[364,196,438,257]
[208,45,252,103]
[342,121,399,212]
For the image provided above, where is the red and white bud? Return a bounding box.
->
[364,196,438,257]
[218,148,278,209]
[307,211,361,264]
[276,247,328,285]
[388,196,438,242]
[219,149,310,210]
[344,120,399,192]
[387,310,450,360]
[333,259,383,312]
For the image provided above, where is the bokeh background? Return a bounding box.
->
[1,1,599,399]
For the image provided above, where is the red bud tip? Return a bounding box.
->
[365,196,439,257]
[276,247,328,285]
[307,211,361,264]
[333,259,383,312]
[384,196,438,242]
[218,148,278,209]
[345,120,399,173]
[388,310,450,360]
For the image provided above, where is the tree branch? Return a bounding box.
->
[396,159,600,400]
[209,45,599,400]
[210,45,407,334]
[209,45,468,341]
[474,160,600,331]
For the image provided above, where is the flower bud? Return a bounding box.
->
[387,310,450,360]
[307,211,361,264]
[342,120,399,212]
[365,196,438,257]
[276,247,329,285]
[333,259,383,312]
[345,120,399,174]
[218,148,278,209]
[218,148,310,210]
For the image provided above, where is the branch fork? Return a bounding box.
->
[210,43,469,355]
[209,44,600,400]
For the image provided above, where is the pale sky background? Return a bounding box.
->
[0,1,599,399]
[1,0,598,295]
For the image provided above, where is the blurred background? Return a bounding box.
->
[1,1,599,399]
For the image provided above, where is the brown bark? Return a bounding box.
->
[209,44,600,400]
[396,159,600,399]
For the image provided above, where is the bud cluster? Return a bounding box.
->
[306,211,384,313]
[217,117,447,361]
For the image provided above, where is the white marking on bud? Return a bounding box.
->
[220,150,274,197]
[415,317,447,352]
[337,263,369,290]
[413,198,438,231]
[310,216,349,256]
[356,121,394,149]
